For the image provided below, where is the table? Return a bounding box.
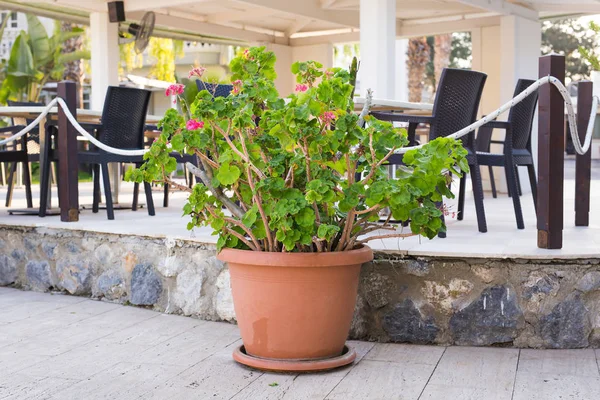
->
[0,106,161,214]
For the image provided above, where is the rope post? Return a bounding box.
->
[537,54,565,249]
[57,81,79,222]
[575,80,593,226]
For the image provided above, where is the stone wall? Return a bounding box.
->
[1,224,600,349]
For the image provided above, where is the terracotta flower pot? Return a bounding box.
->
[217,246,373,372]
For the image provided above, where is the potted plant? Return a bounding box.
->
[128,47,467,372]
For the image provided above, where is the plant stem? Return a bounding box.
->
[246,166,274,252]
[185,162,245,220]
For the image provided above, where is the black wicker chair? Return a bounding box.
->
[371,68,488,234]
[42,86,154,220]
[0,125,31,208]
[162,81,233,207]
[4,101,45,208]
[460,79,539,230]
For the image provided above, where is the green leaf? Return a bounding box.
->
[7,33,35,78]
[216,163,241,186]
[242,204,259,227]
[26,15,50,66]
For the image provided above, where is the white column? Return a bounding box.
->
[90,12,119,110]
[501,15,541,192]
[359,0,396,99]
[395,39,408,102]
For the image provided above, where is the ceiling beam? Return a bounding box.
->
[231,0,359,27]
[285,18,312,37]
[320,0,337,8]
[289,15,502,46]
[454,0,538,21]
[128,10,277,42]
[207,9,275,24]
[124,0,211,12]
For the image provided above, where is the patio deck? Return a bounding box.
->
[1,287,599,400]
[0,159,598,259]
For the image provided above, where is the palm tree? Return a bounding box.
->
[407,37,430,102]
[433,34,452,93]
[61,21,85,107]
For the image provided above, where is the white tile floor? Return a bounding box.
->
[1,287,600,400]
[0,159,599,259]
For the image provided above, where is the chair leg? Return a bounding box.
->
[457,175,466,221]
[470,161,488,233]
[22,160,33,209]
[515,165,522,196]
[163,183,169,208]
[92,164,100,213]
[505,157,524,229]
[144,182,155,216]
[5,162,16,207]
[39,154,52,217]
[100,163,115,220]
[488,166,497,198]
[527,163,537,213]
[132,182,140,211]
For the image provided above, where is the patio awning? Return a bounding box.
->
[5,1,600,45]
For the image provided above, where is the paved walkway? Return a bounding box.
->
[1,288,600,399]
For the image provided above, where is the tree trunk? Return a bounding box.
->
[433,34,452,93]
[61,22,85,107]
[407,37,430,103]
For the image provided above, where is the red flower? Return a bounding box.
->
[295,84,308,92]
[188,66,206,79]
[165,84,185,97]
[232,79,243,95]
[186,119,204,131]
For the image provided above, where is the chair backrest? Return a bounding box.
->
[8,100,44,153]
[429,68,487,148]
[195,81,233,98]
[99,86,151,151]
[506,79,538,150]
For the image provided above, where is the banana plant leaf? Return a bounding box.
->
[7,33,35,78]
[26,15,51,66]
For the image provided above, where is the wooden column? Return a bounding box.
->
[537,54,565,249]
[57,81,79,222]
[575,80,593,226]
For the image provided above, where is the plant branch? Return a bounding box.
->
[185,162,245,220]
[211,121,265,179]
[356,232,415,244]
[246,166,274,252]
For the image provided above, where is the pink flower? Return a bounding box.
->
[188,66,206,79]
[321,111,336,125]
[186,119,204,131]
[232,79,243,95]
[295,84,308,92]
[165,84,185,97]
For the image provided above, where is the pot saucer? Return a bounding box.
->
[232,345,356,372]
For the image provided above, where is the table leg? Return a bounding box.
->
[38,116,51,211]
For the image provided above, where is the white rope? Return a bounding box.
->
[0,76,596,158]
[0,97,62,146]
[393,76,599,156]
[0,98,149,156]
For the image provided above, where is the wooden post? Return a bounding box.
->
[57,81,79,222]
[575,80,593,226]
[537,54,565,249]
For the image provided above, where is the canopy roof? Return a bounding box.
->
[4,0,599,45]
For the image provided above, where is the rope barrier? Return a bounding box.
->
[392,76,599,155]
[0,76,596,158]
